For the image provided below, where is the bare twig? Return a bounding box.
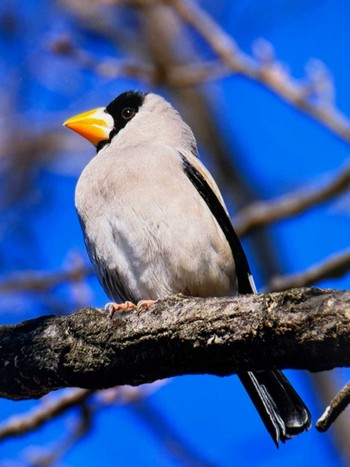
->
[1,381,213,466]
[0,389,92,440]
[0,384,165,441]
[27,403,92,467]
[168,0,350,143]
[53,3,350,146]
[0,265,93,294]
[51,36,157,82]
[316,381,350,432]
[234,164,350,236]
[311,372,350,460]
[51,36,228,86]
[268,249,350,292]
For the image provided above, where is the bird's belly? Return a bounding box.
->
[89,210,236,303]
[125,245,234,301]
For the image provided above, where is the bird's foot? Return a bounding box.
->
[136,299,158,309]
[104,301,137,313]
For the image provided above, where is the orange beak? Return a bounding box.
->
[63,107,114,147]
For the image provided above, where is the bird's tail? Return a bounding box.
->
[238,370,311,446]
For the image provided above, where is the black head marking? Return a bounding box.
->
[96,91,146,152]
[107,90,146,133]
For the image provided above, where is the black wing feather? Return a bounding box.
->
[181,154,252,294]
[180,153,311,445]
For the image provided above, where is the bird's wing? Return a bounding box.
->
[179,151,254,294]
[179,151,311,445]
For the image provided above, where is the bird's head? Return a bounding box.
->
[63,90,147,151]
[64,90,197,154]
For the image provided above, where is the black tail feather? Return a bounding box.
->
[238,370,311,446]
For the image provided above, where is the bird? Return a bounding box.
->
[64,90,311,445]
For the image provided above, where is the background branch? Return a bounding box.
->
[0,265,93,294]
[0,288,349,401]
[53,0,350,148]
[0,389,92,440]
[316,381,350,432]
[268,249,350,292]
[168,0,350,143]
[234,164,350,236]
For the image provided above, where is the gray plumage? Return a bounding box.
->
[67,90,311,445]
[75,93,235,302]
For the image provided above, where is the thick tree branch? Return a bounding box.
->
[0,288,349,401]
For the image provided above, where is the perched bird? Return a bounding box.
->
[64,90,311,445]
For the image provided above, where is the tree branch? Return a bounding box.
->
[0,389,92,440]
[0,384,165,441]
[54,2,350,147]
[168,0,350,143]
[316,381,350,432]
[27,402,92,467]
[234,164,350,236]
[51,36,228,87]
[0,288,349,401]
[0,265,93,294]
[268,249,350,292]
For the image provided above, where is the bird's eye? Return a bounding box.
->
[121,107,135,120]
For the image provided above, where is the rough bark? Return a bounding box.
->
[0,287,349,400]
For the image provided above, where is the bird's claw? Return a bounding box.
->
[136,299,158,309]
[104,301,137,313]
